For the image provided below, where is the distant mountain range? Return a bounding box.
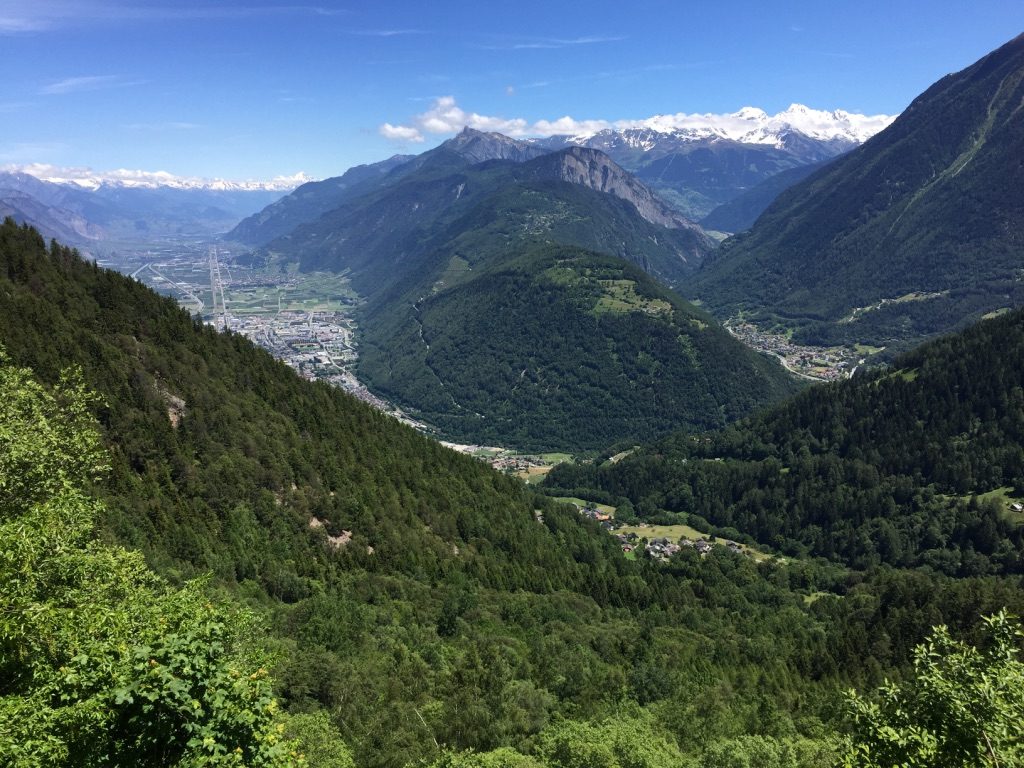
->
[238,127,796,450]
[532,104,894,220]
[692,32,1024,352]
[0,168,305,246]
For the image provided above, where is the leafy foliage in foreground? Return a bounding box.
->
[548,309,1024,574]
[0,354,299,767]
[845,611,1024,768]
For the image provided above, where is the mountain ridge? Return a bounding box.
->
[690,31,1024,349]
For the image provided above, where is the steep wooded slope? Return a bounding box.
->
[549,308,1024,574]
[692,33,1024,348]
[4,218,1023,768]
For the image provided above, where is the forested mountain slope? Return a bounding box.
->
[264,137,714,290]
[548,308,1024,574]
[359,244,797,450]
[240,136,798,450]
[5,218,1024,768]
[692,33,1024,349]
[228,154,414,245]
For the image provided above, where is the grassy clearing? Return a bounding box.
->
[604,448,636,466]
[803,591,835,605]
[538,452,573,464]
[519,465,553,484]
[971,486,1024,524]
[224,272,357,316]
[617,523,705,540]
[982,307,1011,320]
[515,453,571,484]
[593,279,672,317]
[854,343,885,356]
[432,255,472,293]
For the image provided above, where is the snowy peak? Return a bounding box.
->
[5,163,314,192]
[545,104,894,150]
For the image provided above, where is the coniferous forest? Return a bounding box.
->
[2,210,1024,768]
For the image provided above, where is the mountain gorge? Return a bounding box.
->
[692,33,1024,351]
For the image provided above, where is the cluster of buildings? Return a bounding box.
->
[725,320,859,381]
[229,310,357,378]
[612,531,748,561]
[489,454,549,473]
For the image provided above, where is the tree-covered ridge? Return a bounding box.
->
[267,151,711,295]
[691,32,1024,349]
[4,218,1024,767]
[247,141,796,450]
[0,218,594,596]
[548,309,1024,573]
[361,244,798,450]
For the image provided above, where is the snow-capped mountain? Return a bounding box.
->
[8,163,313,193]
[539,104,893,153]
[0,166,306,246]
[532,105,895,221]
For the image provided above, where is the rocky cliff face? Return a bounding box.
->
[529,146,700,230]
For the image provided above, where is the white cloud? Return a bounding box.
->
[379,123,424,143]
[124,121,200,131]
[478,35,625,51]
[386,96,529,139]
[352,29,425,37]
[380,97,897,145]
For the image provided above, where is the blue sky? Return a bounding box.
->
[1,0,1021,180]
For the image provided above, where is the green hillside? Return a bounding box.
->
[268,149,712,293]
[547,308,1024,574]
[360,244,797,450]
[256,148,795,450]
[692,33,1024,350]
[4,219,1024,767]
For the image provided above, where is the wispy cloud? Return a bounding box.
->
[351,29,426,37]
[0,15,49,32]
[0,142,71,164]
[40,75,145,95]
[476,35,625,51]
[124,121,200,131]
[1,2,348,33]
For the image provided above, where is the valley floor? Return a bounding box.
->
[103,235,569,471]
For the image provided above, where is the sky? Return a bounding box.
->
[1,0,1021,182]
